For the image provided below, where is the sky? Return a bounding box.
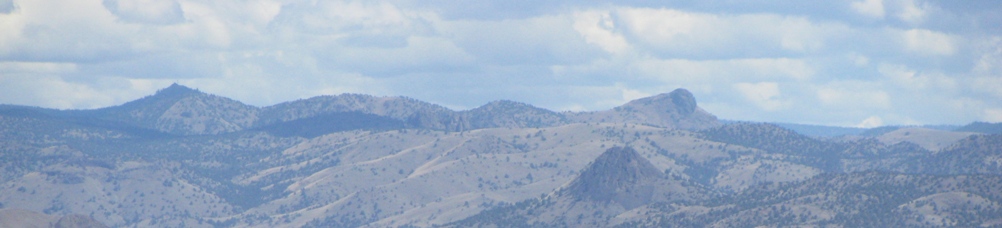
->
[0,0,1000,127]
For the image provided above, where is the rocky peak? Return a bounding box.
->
[621,88,697,117]
[155,83,201,97]
[473,100,530,110]
[446,100,565,130]
[467,100,557,117]
[117,83,204,109]
[569,88,719,130]
[668,88,697,115]
[562,146,666,209]
[99,84,259,135]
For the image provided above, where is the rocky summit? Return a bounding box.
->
[563,146,708,209]
[567,88,720,130]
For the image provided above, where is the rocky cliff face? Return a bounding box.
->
[569,88,720,130]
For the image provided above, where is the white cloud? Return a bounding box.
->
[234,0,282,26]
[851,0,885,19]
[856,116,884,128]
[776,17,827,52]
[984,109,1002,123]
[816,84,891,110]
[171,2,237,49]
[896,0,927,24]
[0,61,77,74]
[619,84,650,102]
[878,63,956,91]
[614,8,836,57]
[103,0,184,24]
[733,82,785,111]
[0,0,138,61]
[901,29,956,56]
[634,58,814,84]
[973,37,1002,76]
[616,8,701,45]
[0,73,131,109]
[879,64,916,84]
[572,10,630,54]
[0,11,21,56]
[318,35,475,76]
[445,13,599,66]
[970,76,1002,99]
[849,53,870,66]
[296,1,415,33]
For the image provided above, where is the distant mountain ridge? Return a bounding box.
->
[768,122,867,137]
[956,121,1002,134]
[1,84,721,136]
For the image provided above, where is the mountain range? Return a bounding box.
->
[1,84,1000,227]
[51,83,718,136]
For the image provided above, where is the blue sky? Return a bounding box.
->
[0,0,1000,127]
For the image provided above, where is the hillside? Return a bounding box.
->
[956,122,1002,134]
[630,172,1002,227]
[0,208,107,228]
[449,146,712,227]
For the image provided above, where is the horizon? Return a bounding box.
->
[1,0,1000,127]
[2,82,995,129]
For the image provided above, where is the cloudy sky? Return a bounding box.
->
[1,0,1000,127]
